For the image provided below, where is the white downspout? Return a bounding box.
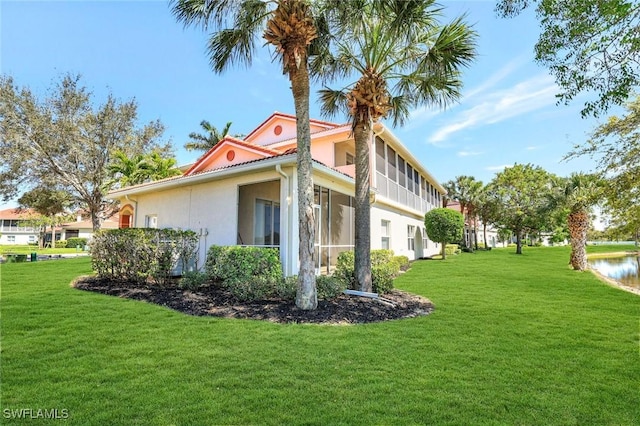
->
[275,164,292,276]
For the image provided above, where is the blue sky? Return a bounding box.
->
[1,0,609,209]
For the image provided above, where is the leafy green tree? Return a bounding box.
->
[17,187,73,248]
[171,0,321,310]
[424,208,465,260]
[496,0,640,117]
[488,164,554,254]
[317,0,476,291]
[0,74,170,231]
[184,120,232,152]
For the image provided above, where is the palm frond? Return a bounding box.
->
[318,88,348,119]
[386,95,412,128]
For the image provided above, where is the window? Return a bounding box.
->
[414,170,420,195]
[254,199,280,246]
[423,227,428,249]
[375,138,386,174]
[145,215,158,228]
[29,235,36,243]
[386,146,397,182]
[7,235,15,243]
[381,220,390,250]
[346,152,354,166]
[406,165,413,192]
[407,225,415,251]
[398,157,406,188]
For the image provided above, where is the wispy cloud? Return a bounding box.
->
[408,55,530,128]
[457,150,483,157]
[526,146,540,151]
[427,74,558,144]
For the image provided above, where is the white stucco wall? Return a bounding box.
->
[371,203,440,260]
[0,233,36,245]
[130,170,284,268]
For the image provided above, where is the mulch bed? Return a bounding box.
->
[72,276,434,324]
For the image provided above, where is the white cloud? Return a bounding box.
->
[526,146,540,151]
[457,150,483,157]
[408,55,530,128]
[427,74,558,144]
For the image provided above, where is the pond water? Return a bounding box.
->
[588,256,640,289]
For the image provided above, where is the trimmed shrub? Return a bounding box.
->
[316,275,346,300]
[372,262,396,294]
[334,249,401,294]
[334,251,356,289]
[91,228,199,285]
[66,237,88,249]
[275,275,298,301]
[54,240,68,248]
[204,245,283,301]
[445,244,461,256]
[393,255,411,271]
[179,271,208,290]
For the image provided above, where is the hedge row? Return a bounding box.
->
[91,228,199,286]
[203,245,348,302]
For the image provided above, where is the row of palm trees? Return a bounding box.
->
[170,0,478,310]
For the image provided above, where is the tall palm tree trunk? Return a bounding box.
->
[353,119,372,293]
[290,59,317,310]
[568,209,589,271]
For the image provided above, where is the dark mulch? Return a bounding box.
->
[72,276,434,325]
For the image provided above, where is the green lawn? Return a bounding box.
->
[1,247,639,425]
[0,245,87,256]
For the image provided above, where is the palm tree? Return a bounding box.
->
[553,173,602,271]
[443,175,482,250]
[316,1,476,292]
[171,0,320,309]
[184,120,232,152]
[108,151,149,188]
[108,151,182,188]
[144,152,183,181]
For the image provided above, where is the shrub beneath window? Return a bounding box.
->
[204,245,283,301]
[91,228,199,285]
[334,249,401,294]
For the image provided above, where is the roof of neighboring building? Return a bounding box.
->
[0,208,35,219]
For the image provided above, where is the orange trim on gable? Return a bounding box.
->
[244,111,341,142]
[184,136,282,176]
